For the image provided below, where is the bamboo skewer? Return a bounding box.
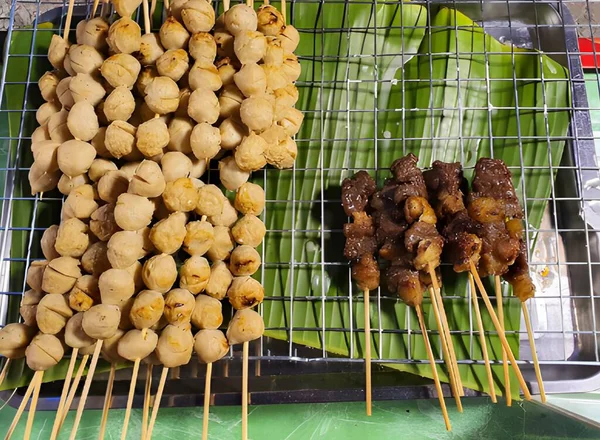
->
[522,301,546,403]
[495,276,511,406]
[242,341,249,440]
[415,305,451,431]
[143,0,151,34]
[469,274,497,403]
[0,359,10,388]
[363,289,372,416]
[57,354,90,431]
[23,371,43,440]
[142,364,153,440]
[49,348,79,440]
[98,364,115,440]
[91,0,101,17]
[281,0,286,24]
[202,362,212,440]
[224,0,230,12]
[4,370,42,440]
[145,366,169,440]
[121,359,141,440]
[469,261,532,400]
[428,264,463,395]
[427,285,462,413]
[63,0,76,41]
[150,0,157,16]
[69,340,104,440]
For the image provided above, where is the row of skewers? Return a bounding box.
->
[2,0,302,438]
[342,154,546,429]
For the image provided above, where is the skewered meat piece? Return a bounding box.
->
[404,222,443,271]
[471,159,536,300]
[341,170,376,216]
[385,249,423,307]
[389,154,427,204]
[441,211,482,273]
[424,161,482,273]
[470,158,522,220]
[423,161,467,219]
[341,171,380,291]
[343,211,377,261]
[503,242,535,302]
[351,254,379,291]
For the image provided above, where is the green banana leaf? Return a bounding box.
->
[262,3,571,399]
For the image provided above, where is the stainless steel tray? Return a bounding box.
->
[1,0,600,409]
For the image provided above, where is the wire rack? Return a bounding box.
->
[0,0,600,405]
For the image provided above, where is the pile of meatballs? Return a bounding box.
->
[2,0,302,386]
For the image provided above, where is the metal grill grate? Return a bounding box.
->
[1,0,600,404]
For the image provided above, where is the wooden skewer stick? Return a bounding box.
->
[145,367,169,440]
[415,305,451,431]
[150,0,157,16]
[363,289,372,416]
[23,371,44,440]
[427,286,462,412]
[68,340,104,440]
[469,261,532,400]
[91,0,101,17]
[469,274,497,403]
[164,0,170,15]
[281,0,286,24]
[202,362,212,440]
[224,0,230,12]
[57,354,90,431]
[63,0,76,41]
[522,301,546,403]
[242,341,249,440]
[121,358,141,440]
[49,348,79,440]
[98,364,116,440]
[4,370,43,440]
[495,276,511,406]
[428,264,463,395]
[142,364,153,440]
[143,0,151,34]
[0,358,11,388]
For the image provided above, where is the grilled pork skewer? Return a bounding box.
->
[341,170,379,415]
[470,158,544,403]
[373,154,453,430]
[424,160,496,402]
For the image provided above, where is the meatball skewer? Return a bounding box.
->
[119,288,164,440]
[424,161,497,403]
[68,304,121,439]
[0,323,36,398]
[469,158,544,402]
[194,329,230,440]
[48,313,96,439]
[341,170,379,416]
[6,333,65,439]
[146,325,195,439]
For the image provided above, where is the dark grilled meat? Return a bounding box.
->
[442,211,482,273]
[470,158,523,220]
[386,263,423,307]
[342,171,380,291]
[343,212,377,261]
[390,153,424,185]
[404,222,444,271]
[341,170,377,216]
[352,254,380,291]
[503,242,535,302]
[424,161,467,219]
[478,222,520,277]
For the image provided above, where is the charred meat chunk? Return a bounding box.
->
[341,171,376,216]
